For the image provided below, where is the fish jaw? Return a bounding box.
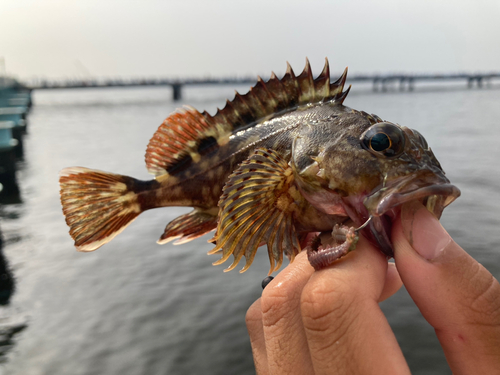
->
[364,169,460,218]
[341,170,461,257]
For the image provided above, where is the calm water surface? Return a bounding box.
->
[0,84,499,374]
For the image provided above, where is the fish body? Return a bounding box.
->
[59,59,460,273]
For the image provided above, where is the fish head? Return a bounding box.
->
[294,114,460,256]
[360,122,460,218]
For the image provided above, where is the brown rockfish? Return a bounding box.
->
[59,59,460,273]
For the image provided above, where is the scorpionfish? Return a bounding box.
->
[59,59,460,273]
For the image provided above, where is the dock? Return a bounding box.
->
[0,77,31,195]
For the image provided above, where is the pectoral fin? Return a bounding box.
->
[209,148,301,274]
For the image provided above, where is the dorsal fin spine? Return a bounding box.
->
[297,58,315,103]
[253,77,277,113]
[241,89,266,119]
[267,72,289,111]
[222,99,244,127]
[234,91,254,117]
[259,75,280,109]
[330,67,348,97]
[264,73,282,112]
[213,107,233,134]
[338,85,351,105]
[315,58,331,99]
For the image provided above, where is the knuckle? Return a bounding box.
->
[300,277,365,363]
[300,277,360,334]
[260,280,301,328]
[463,264,500,325]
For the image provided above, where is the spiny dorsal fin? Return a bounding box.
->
[145,59,350,178]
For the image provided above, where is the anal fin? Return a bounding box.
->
[209,148,301,274]
[158,208,218,245]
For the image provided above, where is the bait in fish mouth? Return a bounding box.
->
[59,58,460,274]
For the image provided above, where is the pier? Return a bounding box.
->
[25,72,500,101]
[0,77,31,196]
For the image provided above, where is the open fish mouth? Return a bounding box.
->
[305,170,460,264]
[359,170,461,257]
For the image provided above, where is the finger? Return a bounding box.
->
[301,235,410,375]
[260,251,315,374]
[246,299,269,374]
[392,201,500,374]
[379,262,403,302]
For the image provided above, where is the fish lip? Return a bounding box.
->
[364,170,461,219]
[372,183,461,218]
[360,171,461,257]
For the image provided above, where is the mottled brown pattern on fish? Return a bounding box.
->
[150,104,370,208]
[59,58,459,273]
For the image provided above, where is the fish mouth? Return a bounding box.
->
[358,170,461,257]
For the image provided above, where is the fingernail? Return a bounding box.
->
[401,201,452,260]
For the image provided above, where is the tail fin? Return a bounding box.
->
[59,167,143,252]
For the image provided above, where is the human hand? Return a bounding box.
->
[246,201,500,374]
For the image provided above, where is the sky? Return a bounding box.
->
[1,0,499,80]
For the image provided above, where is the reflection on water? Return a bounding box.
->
[0,182,21,206]
[0,234,15,306]
[0,210,27,363]
[0,240,25,364]
[0,85,497,374]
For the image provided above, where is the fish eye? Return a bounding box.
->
[412,129,429,150]
[360,123,405,157]
[370,132,391,152]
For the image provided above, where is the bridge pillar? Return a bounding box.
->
[477,77,483,88]
[399,78,405,91]
[408,78,414,91]
[172,83,182,101]
[381,78,388,92]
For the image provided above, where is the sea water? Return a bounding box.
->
[0,83,499,375]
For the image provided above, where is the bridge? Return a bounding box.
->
[25,72,500,101]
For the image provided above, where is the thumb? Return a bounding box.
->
[392,200,500,374]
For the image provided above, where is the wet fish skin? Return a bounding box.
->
[59,59,459,273]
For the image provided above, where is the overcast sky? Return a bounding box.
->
[1,0,499,80]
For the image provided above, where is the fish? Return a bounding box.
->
[59,58,460,274]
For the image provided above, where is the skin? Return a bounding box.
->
[246,201,500,374]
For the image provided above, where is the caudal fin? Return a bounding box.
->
[59,167,143,252]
